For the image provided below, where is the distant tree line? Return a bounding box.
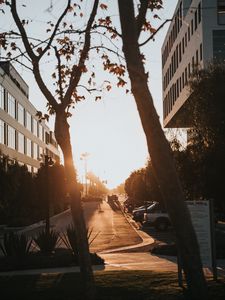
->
[0,154,68,227]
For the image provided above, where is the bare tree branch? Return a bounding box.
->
[11,0,37,61]
[136,0,148,37]
[63,0,99,108]
[139,18,172,47]
[93,24,122,37]
[39,0,72,60]
[90,45,124,60]
[54,46,64,102]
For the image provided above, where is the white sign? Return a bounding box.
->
[186,200,212,267]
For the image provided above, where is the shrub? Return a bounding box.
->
[60,225,100,255]
[60,225,78,256]
[0,232,32,257]
[34,229,59,254]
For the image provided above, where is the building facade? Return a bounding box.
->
[162,0,225,128]
[0,61,60,172]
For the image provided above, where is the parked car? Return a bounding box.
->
[143,202,171,231]
[132,202,154,222]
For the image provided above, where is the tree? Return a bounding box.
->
[0,1,100,298]
[178,63,225,212]
[117,1,207,298]
[125,168,151,207]
[86,171,108,197]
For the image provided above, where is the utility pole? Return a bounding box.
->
[44,154,54,234]
[80,152,90,197]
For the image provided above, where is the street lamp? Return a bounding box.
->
[80,152,90,197]
[41,154,54,234]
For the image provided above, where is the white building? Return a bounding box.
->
[0,61,60,172]
[162,0,225,128]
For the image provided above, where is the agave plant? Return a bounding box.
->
[0,232,32,257]
[60,224,100,255]
[33,229,59,254]
[60,224,78,256]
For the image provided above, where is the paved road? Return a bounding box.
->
[11,201,142,253]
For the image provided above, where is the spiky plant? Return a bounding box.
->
[33,229,59,254]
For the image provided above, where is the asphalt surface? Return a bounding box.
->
[0,201,225,278]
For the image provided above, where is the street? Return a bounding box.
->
[13,200,142,253]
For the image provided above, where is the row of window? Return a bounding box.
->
[162,1,183,67]
[162,1,201,69]
[5,159,38,174]
[163,41,202,93]
[0,84,44,141]
[0,119,43,159]
[0,119,59,163]
[163,45,202,119]
[163,3,202,91]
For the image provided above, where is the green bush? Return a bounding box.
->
[0,232,32,257]
[34,229,59,254]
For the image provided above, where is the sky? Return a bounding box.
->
[0,0,178,188]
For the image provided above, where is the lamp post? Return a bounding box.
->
[43,154,54,234]
[80,152,90,197]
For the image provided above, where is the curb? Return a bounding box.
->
[99,209,154,254]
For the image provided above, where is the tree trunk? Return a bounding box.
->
[118,1,208,299]
[55,109,95,300]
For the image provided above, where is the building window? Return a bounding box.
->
[26,138,32,157]
[182,37,185,54]
[27,165,32,172]
[185,32,187,47]
[0,119,4,144]
[213,30,225,61]
[179,42,182,62]
[191,19,194,35]
[33,142,38,160]
[194,10,198,30]
[7,125,16,149]
[17,103,24,126]
[192,56,195,71]
[8,93,16,118]
[33,119,38,136]
[185,67,188,85]
[218,0,225,24]
[188,27,190,41]
[196,50,199,64]
[0,85,4,110]
[200,43,203,60]
[18,132,25,154]
[26,111,32,132]
[188,63,191,78]
[39,124,43,140]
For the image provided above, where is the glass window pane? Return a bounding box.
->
[33,142,38,159]
[18,132,25,154]
[18,103,24,126]
[0,119,4,144]
[26,138,32,157]
[33,119,38,136]
[26,112,32,131]
[0,85,4,110]
[7,125,16,149]
[8,93,16,118]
